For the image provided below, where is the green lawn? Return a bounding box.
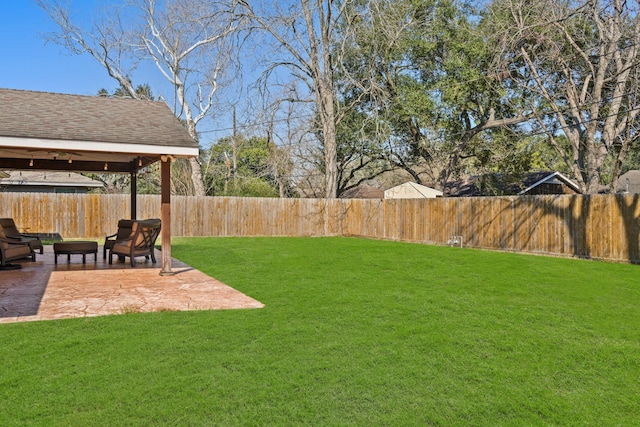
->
[1,237,639,426]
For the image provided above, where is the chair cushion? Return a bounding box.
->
[116,220,135,240]
[0,218,21,239]
[5,245,32,258]
[112,241,132,252]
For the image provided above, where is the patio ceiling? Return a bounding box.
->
[0,144,173,173]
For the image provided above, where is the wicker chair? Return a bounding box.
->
[108,219,161,267]
[103,219,135,259]
[0,218,43,254]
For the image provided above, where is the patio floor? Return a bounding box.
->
[0,245,264,324]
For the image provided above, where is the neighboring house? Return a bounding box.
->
[384,182,443,199]
[445,171,581,197]
[341,184,384,199]
[616,170,640,194]
[0,170,104,193]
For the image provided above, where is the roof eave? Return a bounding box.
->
[0,136,199,158]
[517,172,581,195]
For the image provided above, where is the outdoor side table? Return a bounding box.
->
[53,241,98,264]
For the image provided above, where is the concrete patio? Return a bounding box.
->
[0,245,264,323]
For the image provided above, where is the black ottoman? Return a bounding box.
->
[53,241,98,264]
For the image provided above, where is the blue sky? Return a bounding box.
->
[0,2,298,146]
[0,2,122,96]
[0,2,251,145]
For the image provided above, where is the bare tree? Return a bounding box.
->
[487,0,640,193]
[259,93,300,198]
[239,0,346,198]
[37,0,245,196]
[272,91,324,197]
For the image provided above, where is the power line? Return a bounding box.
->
[198,112,316,134]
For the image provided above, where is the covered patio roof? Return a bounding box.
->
[0,88,198,171]
[0,88,200,274]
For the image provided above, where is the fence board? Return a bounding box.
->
[1,192,639,263]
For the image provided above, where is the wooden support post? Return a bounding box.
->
[130,171,137,220]
[160,156,174,276]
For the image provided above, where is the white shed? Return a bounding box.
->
[384,182,443,199]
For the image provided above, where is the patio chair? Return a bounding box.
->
[0,218,44,254]
[103,219,135,259]
[0,237,35,269]
[108,219,161,267]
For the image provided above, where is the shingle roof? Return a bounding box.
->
[445,171,580,197]
[340,184,384,199]
[0,88,196,148]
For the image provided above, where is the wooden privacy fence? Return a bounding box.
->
[1,192,639,263]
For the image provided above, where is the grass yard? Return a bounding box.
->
[1,237,639,426]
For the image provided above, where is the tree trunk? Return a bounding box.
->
[188,157,206,196]
[322,102,338,199]
[186,119,206,196]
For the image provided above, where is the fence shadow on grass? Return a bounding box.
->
[542,195,591,259]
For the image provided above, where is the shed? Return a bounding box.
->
[0,88,199,274]
[384,182,443,199]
